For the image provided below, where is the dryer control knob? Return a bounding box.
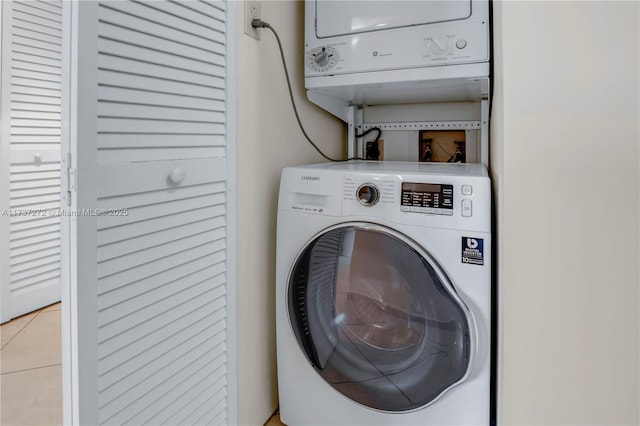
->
[314,51,330,67]
[306,46,339,73]
[356,184,380,206]
[427,36,451,56]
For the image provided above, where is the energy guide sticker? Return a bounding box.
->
[462,237,484,265]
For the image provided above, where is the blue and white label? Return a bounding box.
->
[462,237,484,265]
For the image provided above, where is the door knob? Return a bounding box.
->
[168,167,185,185]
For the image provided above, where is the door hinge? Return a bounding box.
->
[62,152,76,207]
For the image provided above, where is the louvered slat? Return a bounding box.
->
[12,60,60,76]
[13,1,62,22]
[97,218,224,262]
[101,1,225,44]
[12,26,61,46]
[97,86,223,111]
[97,253,225,311]
[98,6,224,56]
[12,66,61,82]
[97,205,225,246]
[99,334,225,423]
[98,264,225,326]
[8,222,59,240]
[133,363,225,425]
[99,345,225,424]
[97,102,225,123]
[9,237,58,257]
[97,230,224,278]
[10,246,60,267]
[98,292,227,363]
[10,268,59,293]
[97,147,226,164]
[12,76,61,90]
[98,307,227,396]
[97,242,225,295]
[11,109,60,120]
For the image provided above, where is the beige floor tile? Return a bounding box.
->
[1,311,61,374]
[41,303,61,313]
[0,364,62,426]
[0,311,40,350]
[265,412,286,426]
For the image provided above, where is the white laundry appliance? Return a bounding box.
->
[305,0,490,80]
[276,161,492,425]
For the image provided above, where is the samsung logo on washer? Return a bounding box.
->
[300,176,320,181]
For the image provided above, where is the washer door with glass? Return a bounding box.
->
[288,224,472,412]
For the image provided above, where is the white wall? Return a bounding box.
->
[235,1,345,424]
[491,1,639,424]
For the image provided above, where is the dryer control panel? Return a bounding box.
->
[305,19,489,77]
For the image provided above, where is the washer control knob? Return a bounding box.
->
[456,39,467,49]
[356,184,380,206]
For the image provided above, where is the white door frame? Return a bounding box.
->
[225,1,239,423]
[61,1,99,423]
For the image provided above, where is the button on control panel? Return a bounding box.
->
[461,199,472,217]
[461,185,473,195]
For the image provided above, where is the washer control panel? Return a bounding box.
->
[344,177,477,217]
[281,164,488,229]
[400,182,454,215]
[338,170,483,222]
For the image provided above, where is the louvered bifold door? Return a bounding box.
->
[61,1,237,424]
[0,0,63,323]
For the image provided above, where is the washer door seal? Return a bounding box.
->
[288,223,473,412]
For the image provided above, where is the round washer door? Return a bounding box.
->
[288,223,473,412]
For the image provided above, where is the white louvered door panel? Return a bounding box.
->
[0,0,62,323]
[61,1,237,424]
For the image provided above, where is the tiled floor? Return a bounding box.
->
[1,303,62,426]
[1,303,284,426]
[265,411,285,426]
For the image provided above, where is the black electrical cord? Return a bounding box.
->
[355,126,381,143]
[252,19,377,162]
[356,126,382,160]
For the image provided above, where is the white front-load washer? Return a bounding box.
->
[276,161,492,425]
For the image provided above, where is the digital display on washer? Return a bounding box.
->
[401,182,453,215]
